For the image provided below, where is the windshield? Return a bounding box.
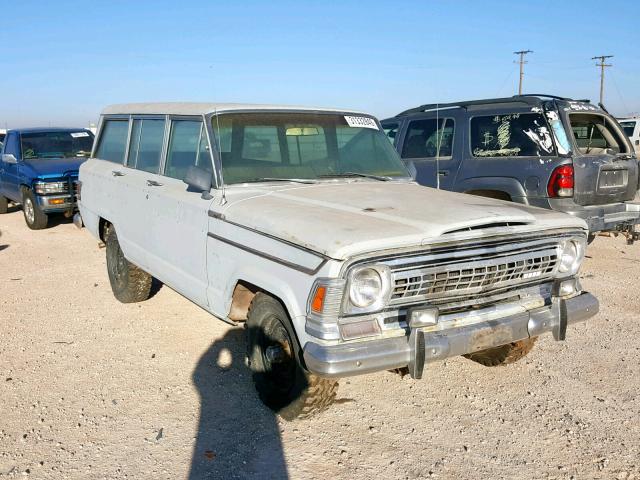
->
[620,121,636,137]
[211,112,409,184]
[20,131,94,160]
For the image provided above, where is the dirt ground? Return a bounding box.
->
[1,207,639,480]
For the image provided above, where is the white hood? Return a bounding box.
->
[219,181,587,259]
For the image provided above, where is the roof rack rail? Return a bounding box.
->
[396,94,591,117]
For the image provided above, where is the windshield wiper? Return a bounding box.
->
[319,172,391,181]
[244,177,318,184]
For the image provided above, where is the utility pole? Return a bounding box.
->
[514,50,533,95]
[592,55,613,104]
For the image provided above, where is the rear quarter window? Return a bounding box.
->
[95,120,130,163]
[470,113,555,157]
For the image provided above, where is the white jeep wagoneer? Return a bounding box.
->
[77,103,598,419]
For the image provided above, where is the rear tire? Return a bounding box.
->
[22,190,48,230]
[247,293,337,420]
[0,196,8,214]
[464,337,537,367]
[105,226,152,303]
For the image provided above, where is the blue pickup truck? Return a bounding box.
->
[0,128,94,229]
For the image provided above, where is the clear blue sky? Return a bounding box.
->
[1,0,638,128]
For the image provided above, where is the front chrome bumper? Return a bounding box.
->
[303,292,599,378]
[35,194,77,213]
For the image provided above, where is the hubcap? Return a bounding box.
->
[24,198,35,224]
[260,315,296,392]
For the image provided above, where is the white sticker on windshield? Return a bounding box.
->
[70,132,90,138]
[344,115,378,130]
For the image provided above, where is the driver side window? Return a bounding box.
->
[401,118,455,159]
[3,133,20,159]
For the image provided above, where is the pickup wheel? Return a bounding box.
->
[105,226,152,303]
[0,196,8,214]
[22,190,48,230]
[464,337,537,367]
[247,293,338,420]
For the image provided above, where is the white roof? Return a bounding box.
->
[101,102,366,116]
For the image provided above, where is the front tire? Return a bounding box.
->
[0,196,8,214]
[464,337,537,367]
[105,226,152,303]
[22,190,48,230]
[247,293,337,420]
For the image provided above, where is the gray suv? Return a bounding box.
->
[382,95,640,243]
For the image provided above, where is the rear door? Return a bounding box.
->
[564,111,638,205]
[395,114,460,189]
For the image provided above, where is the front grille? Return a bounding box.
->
[388,241,559,305]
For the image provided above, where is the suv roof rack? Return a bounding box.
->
[396,94,592,117]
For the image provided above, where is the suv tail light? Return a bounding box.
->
[547,164,574,197]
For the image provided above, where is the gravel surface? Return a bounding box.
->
[1,208,639,480]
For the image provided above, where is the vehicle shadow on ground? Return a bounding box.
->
[0,244,8,251]
[189,327,289,479]
[47,215,73,229]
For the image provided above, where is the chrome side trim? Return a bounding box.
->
[207,232,327,275]
[208,210,331,260]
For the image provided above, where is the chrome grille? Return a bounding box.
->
[389,245,558,304]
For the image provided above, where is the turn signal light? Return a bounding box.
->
[311,286,327,313]
[547,164,574,198]
[48,198,65,205]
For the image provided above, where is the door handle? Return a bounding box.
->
[112,170,125,177]
[146,179,163,187]
[438,170,448,176]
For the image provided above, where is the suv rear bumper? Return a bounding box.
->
[546,198,640,233]
[303,292,598,378]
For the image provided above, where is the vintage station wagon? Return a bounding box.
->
[77,103,598,419]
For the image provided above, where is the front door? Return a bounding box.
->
[0,132,22,202]
[144,117,214,309]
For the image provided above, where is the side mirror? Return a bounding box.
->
[2,153,17,164]
[184,165,213,200]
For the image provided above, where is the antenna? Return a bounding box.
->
[435,103,440,189]
[214,108,228,206]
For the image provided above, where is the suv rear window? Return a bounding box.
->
[470,113,555,157]
[401,119,454,158]
[569,114,629,155]
[95,120,129,163]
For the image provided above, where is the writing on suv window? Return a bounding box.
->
[471,113,556,158]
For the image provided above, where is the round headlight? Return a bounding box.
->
[558,239,584,275]
[349,268,383,308]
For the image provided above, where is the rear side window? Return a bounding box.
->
[401,118,454,158]
[164,120,212,180]
[128,119,166,173]
[569,114,629,155]
[470,113,556,157]
[95,120,129,163]
[382,122,399,145]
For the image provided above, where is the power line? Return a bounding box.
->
[591,55,613,104]
[514,50,533,95]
